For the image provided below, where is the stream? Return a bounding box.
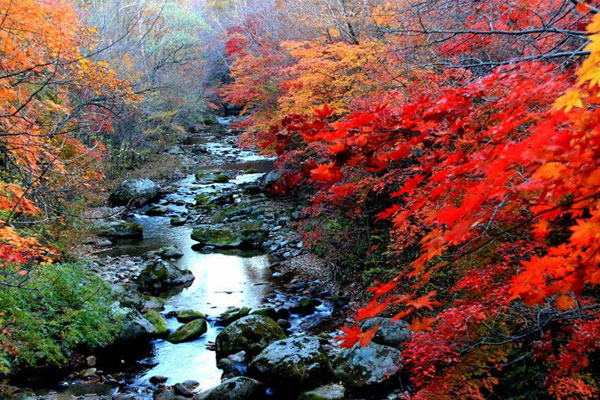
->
[29,119,333,399]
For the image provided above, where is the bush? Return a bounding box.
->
[0,263,122,373]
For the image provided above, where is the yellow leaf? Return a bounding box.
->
[554,89,585,112]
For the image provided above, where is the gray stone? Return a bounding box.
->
[153,388,186,400]
[114,305,156,342]
[86,356,97,367]
[173,383,194,398]
[332,342,403,390]
[298,384,346,400]
[263,170,284,191]
[146,206,168,216]
[110,178,159,206]
[215,315,286,359]
[247,336,330,390]
[196,377,265,400]
[360,317,411,348]
[157,246,184,259]
[290,299,321,315]
[149,376,169,385]
[80,368,96,377]
[136,260,194,293]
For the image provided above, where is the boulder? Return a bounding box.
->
[153,388,186,400]
[175,310,206,323]
[213,173,230,183]
[146,206,168,216]
[110,178,159,206]
[298,384,346,400]
[360,317,411,348]
[191,224,267,250]
[136,260,194,293]
[332,342,403,391]
[219,306,251,326]
[157,246,184,259]
[112,283,145,310]
[96,220,143,239]
[114,305,156,342]
[196,377,265,400]
[170,216,187,226]
[167,318,208,343]
[145,310,168,336]
[246,336,330,390]
[215,315,286,359]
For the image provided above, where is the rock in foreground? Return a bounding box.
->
[247,335,330,390]
[196,377,265,400]
[332,342,403,391]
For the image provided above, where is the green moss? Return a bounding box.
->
[144,310,168,336]
[176,310,206,323]
[167,318,207,343]
[213,173,230,183]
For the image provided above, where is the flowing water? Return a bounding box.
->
[51,121,332,398]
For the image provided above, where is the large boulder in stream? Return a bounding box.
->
[215,315,286,359]
[191,223,267,250]
[109,178,159,206]
[332,342,403,392]
[136,260,194,293]
[246,336,330,390]
[196,377,265,400]
[360,317,411,348]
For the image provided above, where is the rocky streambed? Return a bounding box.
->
[10,118,410,400]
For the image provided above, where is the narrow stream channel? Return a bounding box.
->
[73,120,333,398]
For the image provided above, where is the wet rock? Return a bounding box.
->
[145,310,168,336]
[97,239,113,248]
[360,317,411,348]
[146,206,168,216]
[332,342,403,391]
[95,220,143,239]
[290,298,322,315]
[241,184,261,195]
[298,384,346,400]
[157,246,184,259]
[213,173,230,183]
[136,260,194,293]
[249,307,277,320]
[110,178,159,206]
[175,310,206,323]
[276,319,291,330]
[173,383,194,398]
[86,355,97,367]
[181,380,199,389]
[170,216,187,226]
[219,306,251,326]
[191,224,267,250]
[227,351,247,363]
[247,336,330,390]
[215,315,286,359]
[167,318,207,343]
[196,377,265,400]
[217,358,238,375]
[150,376,169,385]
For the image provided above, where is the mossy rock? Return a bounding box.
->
[245,168,260,174]
[213,173,230,183]
[95,220,143,239]
[219,307,251,326]
[290,299,322,315]
[146,206,168,216]
[246,336,330,390]
[144,310,168,336]
[176,310,206,323]
[170,216,187,226]
[215,315,286,359]
[167,319,207,343]
[191,223,267,250]
[249,307,277,320]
